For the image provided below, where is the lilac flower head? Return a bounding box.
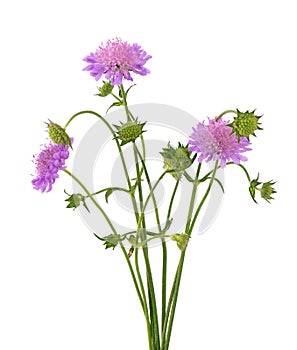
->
[32,140,72,192]
[83,38,152,85]
[188,117,251,168]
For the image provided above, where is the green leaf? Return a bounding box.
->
[106,101,123,115]
[104,187,130,203]
[125,84,136,97]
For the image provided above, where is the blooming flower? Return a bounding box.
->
[83,38,151,85]
[32,140,72,192]
[188,117,251,167]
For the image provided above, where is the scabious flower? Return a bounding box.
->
[32,140,72,193]
[188,117,251,168]
[83,38,152,85]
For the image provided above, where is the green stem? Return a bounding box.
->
[111,92,122,103]
[134,143,162,232]
[134,249,154,350]
[63,109,141,223]
[119,243,144,311]
[200,162,251,184]
[134,169,169,243]
[120,243,153,350]
[234,163,251,182]
[63,169,117,235]
[161,180,180,331]
[216,109,237,120]
[119,85,158,348]
[163,162,218,350]
[86,186,131,198]
[119,84,131,122]
[185,164,201,233]
[63,110,132,187]
[161,165,200,348]
[133,233,172,247]
[133,143,161,349]
[162,251,186,350]
[189,161,219,235]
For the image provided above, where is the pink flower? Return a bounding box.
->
[83,38,151,85]
[32,140,72,192]
[189,117,251,167]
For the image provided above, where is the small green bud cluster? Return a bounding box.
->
[96,81,114,97]
[249,174,276,203]
[115,120,145,145]
[47,120,72,147]
[228,109,262,141]
[171,233,190,251]
[161,143,192,180]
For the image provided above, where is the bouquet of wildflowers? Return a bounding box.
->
[31,38,276,349]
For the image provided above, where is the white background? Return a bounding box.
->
[1,0,296,349]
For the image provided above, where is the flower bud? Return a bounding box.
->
[261,180,276,203]
[228,109,262,141]
[115,120,145,145]
[160,143,192,180]
[171,233,189,251]
[97,81,114,97]
[47,120,72,147]
[249,173,261,203]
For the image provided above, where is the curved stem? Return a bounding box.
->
[63,109,140,221]
[63,110,132,186]
[216,109,237,120]
[233,163,251,182]
[63,169,117,235]
[200,161,251,184]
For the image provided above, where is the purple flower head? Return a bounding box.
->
[32,140,72,193]
[83,38,152,85]
[188,117,251,168]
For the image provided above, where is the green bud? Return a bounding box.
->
[171,233,189,251]
[249,173,262,203]
[261,180,276,203]
[102,233,122,250]
[96,81,114,97]
[47,120,72,147]
[160,143,192,180]
[228,109,262,141]
[114,120,145,145]
[64,191,90,212]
